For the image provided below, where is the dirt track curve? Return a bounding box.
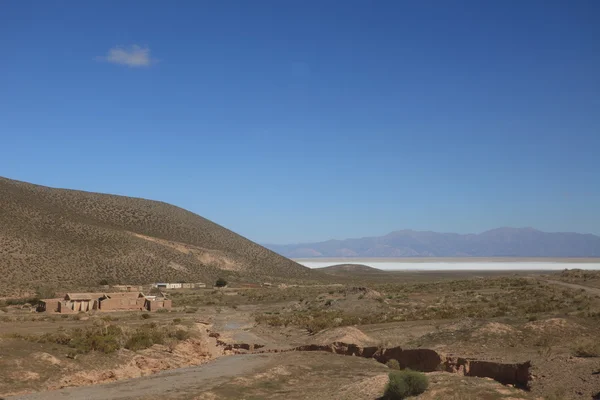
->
[542,279,600,296]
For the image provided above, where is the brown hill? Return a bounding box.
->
[0,176,311,293]
[316,264,384,275]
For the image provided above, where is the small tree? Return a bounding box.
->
[215,278,228,288]
[383,369,428,399]
[149,287,162,295]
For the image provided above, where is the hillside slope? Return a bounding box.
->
[316,264,385,276]
[0,176,310,292]
[266,228,600,258]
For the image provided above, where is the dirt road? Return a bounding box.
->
[9,354,275,400]
[542,279,600,296]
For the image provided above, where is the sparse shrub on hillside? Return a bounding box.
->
[0,177,309,292]
[141,313,151,319]
[149,287,162,295]
[156,308,169,313]
[383,369,428,399]
[98,279,109,286]
[386,359,400,370]
[185,307,197,313]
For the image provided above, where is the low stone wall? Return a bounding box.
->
[99,298,145,311]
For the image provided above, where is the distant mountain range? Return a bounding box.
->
[264,228,600,258]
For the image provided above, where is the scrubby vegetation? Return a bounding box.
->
[572,339,600,357]
[254,278,597,333]
[8,321,194,354]
[558,269,600,289]
[125,324,165,351]
[0,176,312,295]
[383,369,429,399]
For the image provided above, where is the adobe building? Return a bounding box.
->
[98,292,146,311]
[62,293,105,312]
[144,296,172,311]
[36,298,63,313]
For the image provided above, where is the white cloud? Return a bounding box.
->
[96,45,155,67]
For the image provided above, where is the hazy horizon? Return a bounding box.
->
[298,259,600,271]
[264,227,600,246]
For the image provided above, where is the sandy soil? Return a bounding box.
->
[8,355,275,400]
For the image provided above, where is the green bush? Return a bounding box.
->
[383,370,428,399]
[141,313,151,319]
[156,308,169,313]
[125,332,154,351]
[76,333,120,353]
[69,325,123,354]
[185,307,197,314]
[386,359,400,370]
[36,286,56,299]
[171,329,190,341]
[125,326,165,351]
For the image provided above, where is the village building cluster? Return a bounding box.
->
[35,281,210,314]
[36,282,211,314]
[37,291,171,313]
[151,282,206,290]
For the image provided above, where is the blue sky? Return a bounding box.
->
[1,1,599,244]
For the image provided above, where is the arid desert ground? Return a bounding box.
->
[1,268,600,400]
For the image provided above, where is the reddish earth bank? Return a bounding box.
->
[250,341,531,388]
